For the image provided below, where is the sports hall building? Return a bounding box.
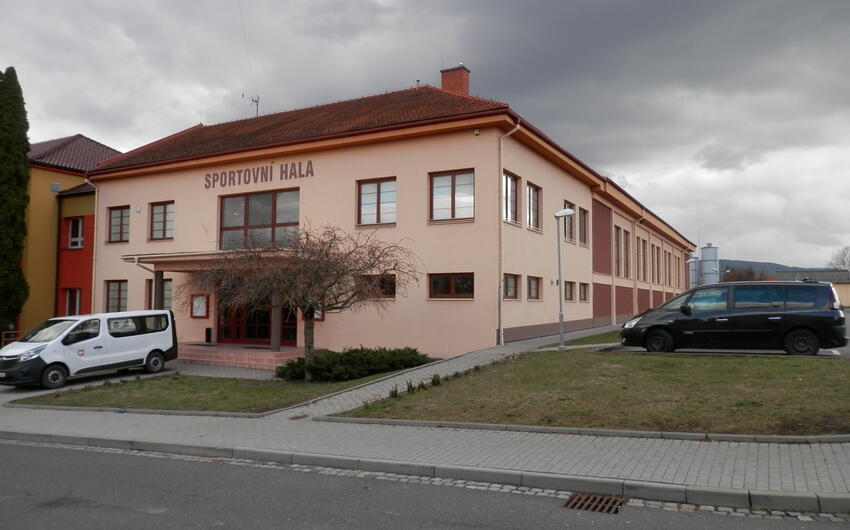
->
[89,66,694,361]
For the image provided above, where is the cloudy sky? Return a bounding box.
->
[3,0,849,267]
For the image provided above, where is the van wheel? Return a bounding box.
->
[41,364,68,389]
[645,329,675,352]
[144,351,165,373]
[784,330,819,356]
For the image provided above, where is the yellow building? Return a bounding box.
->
[17,135,119,333]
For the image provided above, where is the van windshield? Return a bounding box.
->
[19,319,76,342]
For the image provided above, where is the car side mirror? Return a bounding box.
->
[680,304,692,316]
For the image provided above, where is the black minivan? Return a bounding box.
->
[620,281,847,355]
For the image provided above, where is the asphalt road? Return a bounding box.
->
[613,341,850,358]
[0,441,837,529]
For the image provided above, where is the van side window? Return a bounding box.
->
[734,285,784,309]
[108,317,138,337]
[63,319,101,345]
[690,287,728,311]
[108,314,170,338]
[144,315,168,332]
[786,286,819,309]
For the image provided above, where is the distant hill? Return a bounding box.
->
[719,259,830,277]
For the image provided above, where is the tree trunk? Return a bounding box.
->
[270,294,283,352]
[303,316,315,381]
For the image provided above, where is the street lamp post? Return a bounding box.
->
[554,208,575,350]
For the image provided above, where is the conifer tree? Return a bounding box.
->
[0,67,30,334]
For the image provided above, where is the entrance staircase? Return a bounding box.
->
[177,343,303,371]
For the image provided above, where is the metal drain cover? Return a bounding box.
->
[564,493,627,514]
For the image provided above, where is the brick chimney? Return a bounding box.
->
[440,64,470,96]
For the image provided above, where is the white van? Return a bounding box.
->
[0,310,177,389]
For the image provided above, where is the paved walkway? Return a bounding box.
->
[1,326,849,513]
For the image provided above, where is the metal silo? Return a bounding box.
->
[700,243,720,285]
[688,254,700,287]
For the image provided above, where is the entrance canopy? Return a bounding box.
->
[122,250,239,273]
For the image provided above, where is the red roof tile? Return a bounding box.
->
[29,134,121,172]
[95,86,508,172]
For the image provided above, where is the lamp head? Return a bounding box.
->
[554,208,575,219]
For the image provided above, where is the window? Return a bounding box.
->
[623,230,630,279]
[220,189,299,249]
[787,286,818,308]
[503,274,519,299]
[108,315,169,338]
[503,172,519,223]
[563,201,575,240]
[108,206,130,242]
[65,288,81,316]
[150,201,175,240]
[578,208,589,245]
[734,285,783,309]
[640,238,648,281]
[579,282,589,302]
[430,170,474,220]
[358,178,396,225]
[364,274,396,298]
[429,273,474,298]
[690,287,728,311]
[145,278,172,309]
[63,319,100,345]
[106,280,127,312]
[527,276,541,300]
[564,281,575,301]
[68,217,83,248]
[614,227,622,277]
[526,182,541,229]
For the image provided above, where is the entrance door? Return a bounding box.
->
[217,302,297,346]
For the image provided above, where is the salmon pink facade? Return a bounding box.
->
[89,67,694,360]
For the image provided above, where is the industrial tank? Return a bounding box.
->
[699,243,720,285]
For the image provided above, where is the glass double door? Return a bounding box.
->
[217,303,297,346]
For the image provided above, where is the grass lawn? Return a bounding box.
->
[13,373,386,413]
[564,330,622,346]
[344,350,850,435]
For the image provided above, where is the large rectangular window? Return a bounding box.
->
[563,201,575,241]
[106,280,128,312]
[503,172,518,223]
[429,273,474,299]
[579,282,590,302]
[503,274,519,299]
[623,230,631,279]
[68,217,84,248]
[430,170,474,220]
[358,178,396,225]
[614,226,622,277]
[363,274,396,298]
[65,288,81,316]
[108,206,130,242]
[150,201,175,240]
[564,281,575,301]
[220,189,299,249]
[527,276,541,300]
[526,182,541,229]
[578,208,589,245]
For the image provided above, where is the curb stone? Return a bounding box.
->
[1,431,847,515]
[313,416,850,444]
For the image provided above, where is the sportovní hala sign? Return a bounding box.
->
[203,160,315,189]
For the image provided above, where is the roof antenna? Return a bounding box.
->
[250,95,260,117]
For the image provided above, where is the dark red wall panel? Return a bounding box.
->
[637,288,651,312]
[592,199,612,275]
[615,286,634,316]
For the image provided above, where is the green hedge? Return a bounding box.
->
[276,347,430,382]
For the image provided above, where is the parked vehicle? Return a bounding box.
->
[0,310,177,389]
[620,281,847,355]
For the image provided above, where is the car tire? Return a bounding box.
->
[144,351,166,373]
[645,329,675,352]
[783,330,819,356]
[41,364,68,389]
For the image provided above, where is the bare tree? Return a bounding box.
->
[183,225,418,379]
[721,267,767,282]
[828,246,850,270]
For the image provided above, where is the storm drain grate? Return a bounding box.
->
[564,493,627,514]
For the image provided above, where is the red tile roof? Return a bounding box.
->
[28,134,121,172]
[95,86,508,172]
